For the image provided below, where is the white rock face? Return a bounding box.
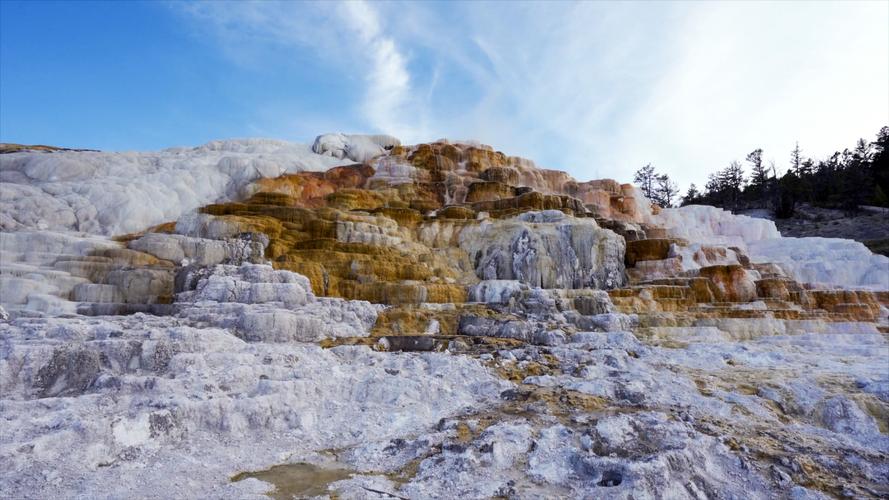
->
[0,227,274,317]
[648,205,889,290]
[128,232,266,267]
[749,236,889,289]
[318,320,888,499]
[2,135,888,499]
[175,264,381,342]
[0,231,123,316]
[173,212,255,240]
[0,134,401,316]
[0,138,352,235]
[647,204,781,249]
[0,314,506,499]
[312,133,401,163]
[368,156,421,185]
[459,210,626,289]
[467,280,525,304]
[177,263,312,307]
[336,215,405,247]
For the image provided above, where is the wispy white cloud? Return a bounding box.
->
[176,0,888,188]
[604,1,889,187]
[173,0,419,140]
[335,1,416,141]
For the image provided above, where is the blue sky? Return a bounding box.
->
[1,1,887,188]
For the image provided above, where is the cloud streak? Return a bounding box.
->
[336,1,415,140]
[177,1,889,189]
[174,0,418,140]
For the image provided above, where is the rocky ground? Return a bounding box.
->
[1,134,887,499]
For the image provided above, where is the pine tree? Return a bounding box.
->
[633,164,656,200]
[853,137,873,164]
[746,148,767,200]
[775,170,800,218]
[801,158,814,175]
[682,126,888,212]
[704,172,723,204]
[791,142,803,175]
[719,161,745,210]
[812,154,840,205]
[789,143,814,202]
[655,174,679,208]
[681,183,701,206]
[871,126,889,207]
[841,138,875,212]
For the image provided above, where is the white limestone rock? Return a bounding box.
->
[0,231,123,316]
[671,242,745,271]
[129,232,266,267]
[176,263,311,307]
[369,156,422,185]
[104,268,173,304]
[175,264,380,342]
[312,133,401,163]
[748,236,889,289]
[467,280,526,304]
[459,211,626,289]
[0,313,507,499]
[649,205,888,290]
[336,215,405,247]
[0,138,351,235]
[173,212,254,240]
[3,133,888,499]
[647,204,781,249]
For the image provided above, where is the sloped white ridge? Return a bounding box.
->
[0,136,398,236]
[647,205,781,250]
[648,205,888,290]
[749,237,889,289]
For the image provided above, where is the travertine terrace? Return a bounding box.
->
[1,133,887,499]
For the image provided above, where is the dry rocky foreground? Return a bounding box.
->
[1,134,887,499]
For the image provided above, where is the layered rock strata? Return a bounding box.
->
[1,135,887,499]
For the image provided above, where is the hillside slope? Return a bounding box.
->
[771,205,889,256]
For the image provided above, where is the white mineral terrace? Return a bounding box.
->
[1,134,886,499]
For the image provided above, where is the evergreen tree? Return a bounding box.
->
[800,158,814,176]
[746,148,767,199]
[790,142,803,175]
[682,183,701,206]
[840,138,874,212]
[812,153,840,205]
[720,161,745,210]
[871,126,889,207]
[853,137,873,164]
[704,172,722,203]
[788,143,814,202]
[655,174,679,208]
[654,125,888,212]
[775,170,800,218]
[633,164,656,200]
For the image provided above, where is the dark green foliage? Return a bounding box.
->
[872,127,889,203]
[775,170,800,218]
[691,126,889,215]
[681,183,702,206]
[655,174,679,208]
[634,164,656,200]
[634,164,679,208]
[746,148,768,200]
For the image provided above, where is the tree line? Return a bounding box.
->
[634,126,889,217]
